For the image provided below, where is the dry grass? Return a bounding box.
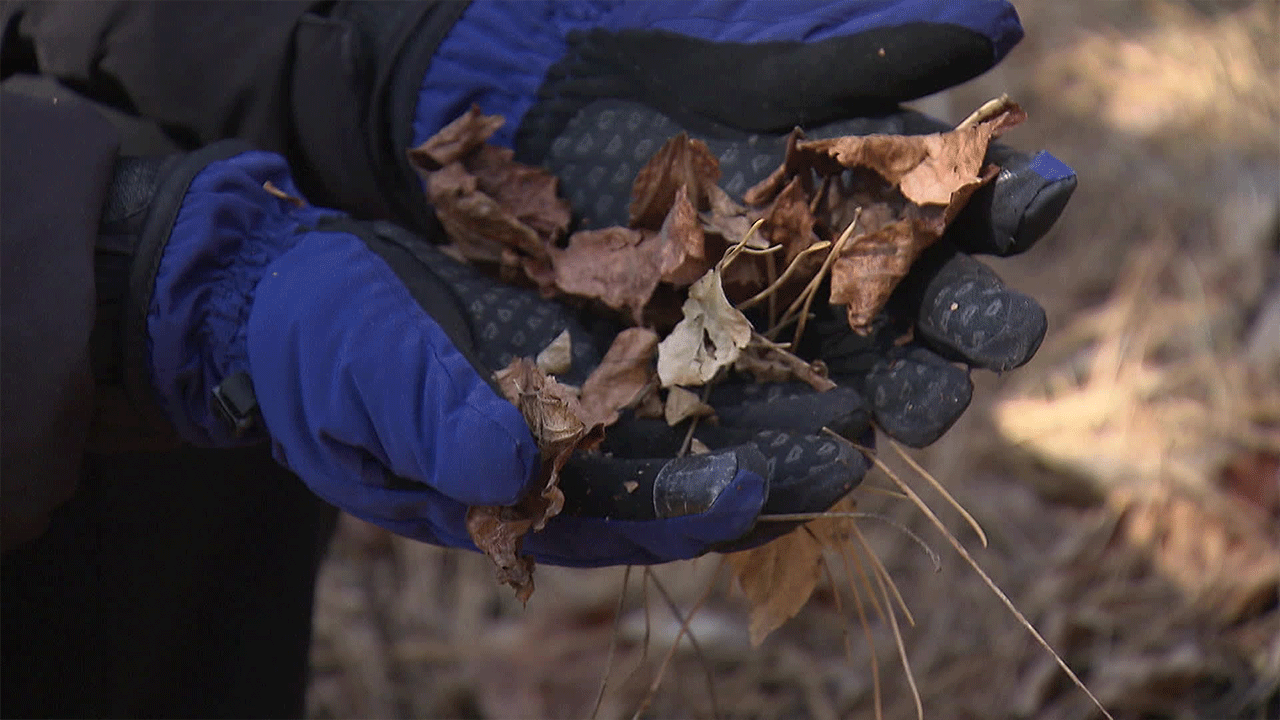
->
[307,1,1279,718]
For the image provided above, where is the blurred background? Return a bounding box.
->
[305,1,1279,718]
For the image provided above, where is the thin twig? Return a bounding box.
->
[860,484,912,501]
[845,541,888,634]
[744,333,837,392]
[866,537,924,720]
[808,528,854,665]
[677,381,718,456]
[792,207,862,348]
[954,93,1013,130]
[716,218,768,273]
[767,212,860,341]
[809,175,833,215]
[736,241,832,311]
[835,432,1117,720]
[758,512,940,572]
[591,565,632,719]
[841,543,883,720]
[631,561,724,720]
[622,570,654,690]
[765,246,779,329]
[889,439,988,547]
[853,524,916,628]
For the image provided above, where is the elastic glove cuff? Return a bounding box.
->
[139,143,341,447]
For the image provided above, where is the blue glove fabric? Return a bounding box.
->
[146,145,766,566]
[362,468,764,567]
[412,0,1025,149]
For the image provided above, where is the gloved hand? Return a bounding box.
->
[329,0,1076,447]
[99,141,869,567]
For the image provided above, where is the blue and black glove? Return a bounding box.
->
[97,142,872,566]
[307,0,1075,445]
[87,1,1077,567]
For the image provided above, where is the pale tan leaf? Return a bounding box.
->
[663,386,715,426]
[656,269,753,387]
[535,329,573,375]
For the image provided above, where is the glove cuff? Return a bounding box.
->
[94,142,252,440]
[121,142,343,447]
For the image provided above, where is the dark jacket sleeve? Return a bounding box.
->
[1,0,461,228]
[1,88,120,551]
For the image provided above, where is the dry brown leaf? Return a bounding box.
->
[464,506,538,604]
[407,104,505,169]
[467,358,604,603]
[656,268,753,387]
[409,107,568,285]
[465,144,570,242]
[742,128,807,207]
[728,498,858,645]
[813,103,1024,332]
[578,328,660,427]
[700,184,761,247]
[550,227,661,324]
[424,162,549,265]
[656,186,711,286]
[663,386,715,426]
[763,176,821,265]
[798,104,1024,206]
[629,132,722,230]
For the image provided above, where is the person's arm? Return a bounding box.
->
[0,88,119,551]
[1,0,461,224]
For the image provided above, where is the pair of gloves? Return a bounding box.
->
[97,1,1075,567]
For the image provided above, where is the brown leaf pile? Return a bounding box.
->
[408,98,1026,601]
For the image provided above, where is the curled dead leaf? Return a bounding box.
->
[630,132,722,230]
[468,358,604,603]
[425,162,549,265]
[407,104,505,169]
[578,328,660,427]
[466,144,570,242]
[729,498,858,645]
[657,268,753,387]
[657,186,712,286]
[807,102,1025,333]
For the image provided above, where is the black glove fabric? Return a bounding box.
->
[541,99,1071,447]
[91,142,866,563]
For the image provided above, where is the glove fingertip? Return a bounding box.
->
[1017,154,1077,249]
[434,398,540,507]
[920,285,1047,372]
[866,351,973,448]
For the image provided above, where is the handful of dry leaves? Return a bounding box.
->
[407,97,1026,602]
